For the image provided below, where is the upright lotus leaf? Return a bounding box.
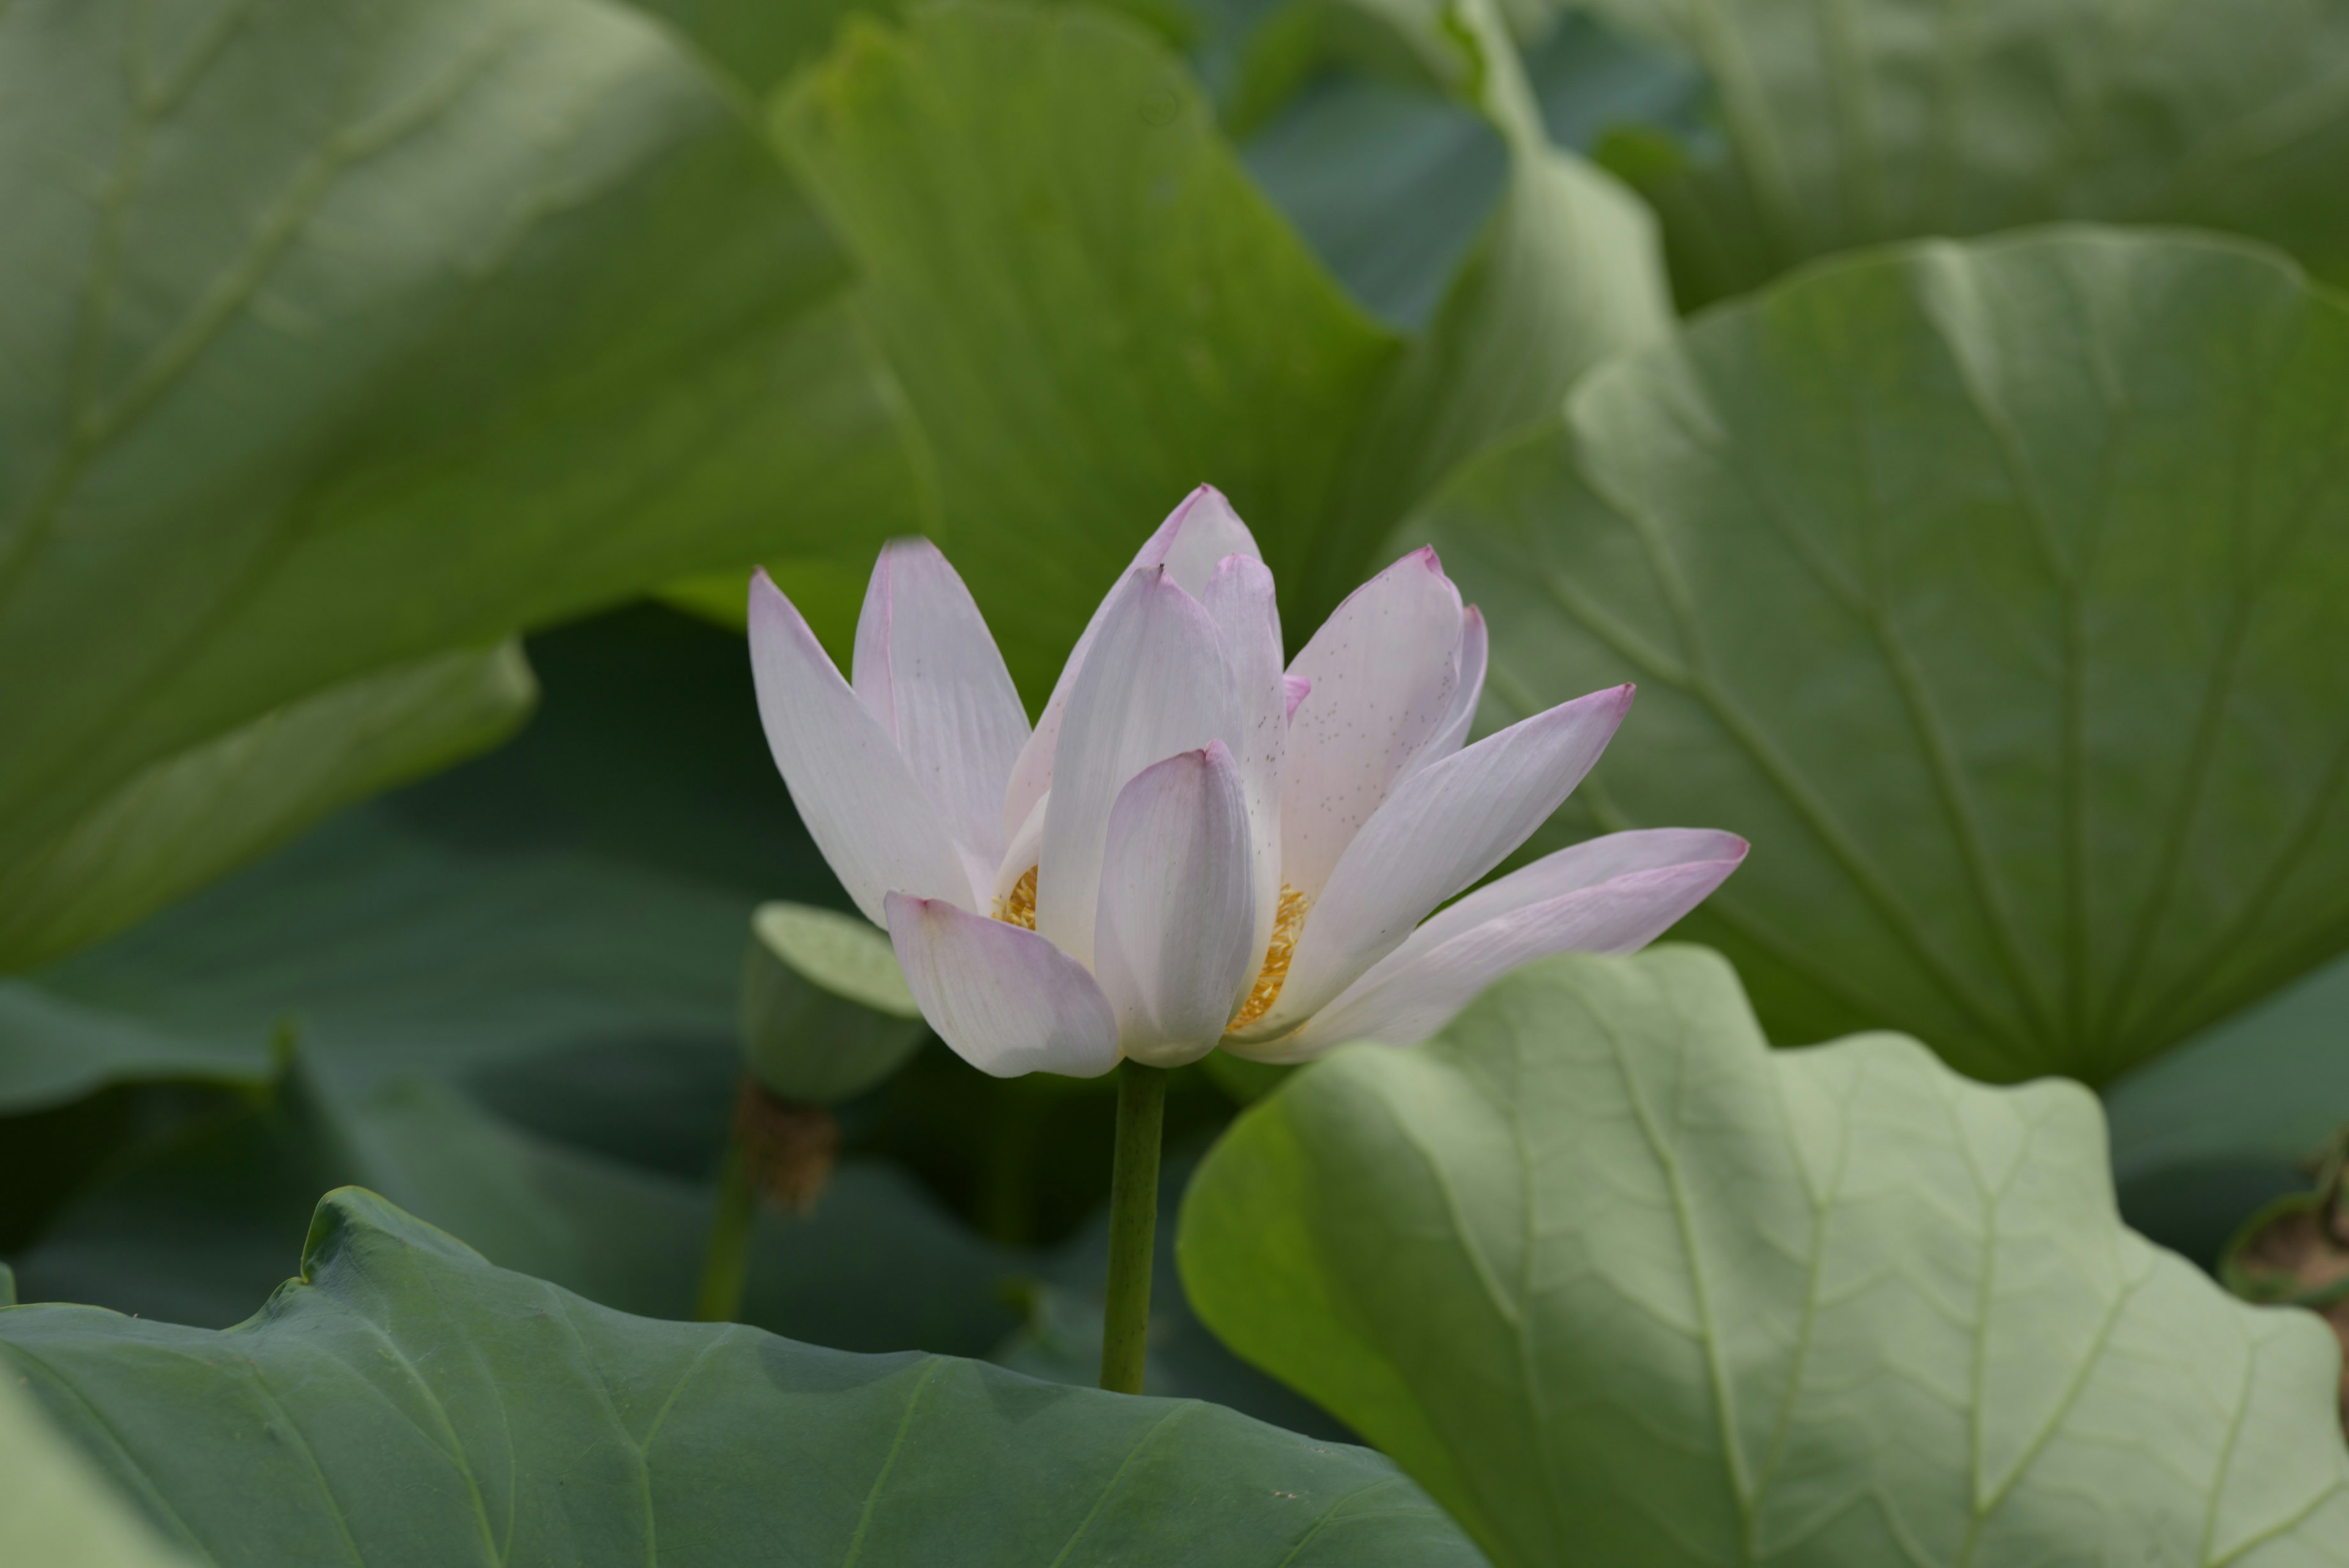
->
[1414,228,2349,1085]
[1181,947,2349,1568]
[1,1189,1484,1567]
[740,901,927,1103]
[777,2,1403,695]
[1576,0,2349,308]
[0,0,927,960]
[0,1376,191,1568]
[0,643,533,974]
[1312,0,1671,611]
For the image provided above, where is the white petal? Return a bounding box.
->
[1407,604,1486,781]
[1278,548,1464,901]
[1249,836,1748,1060]
[1200,554,1287,975]
[1398,827,1747,952]
[1037,568,1242,968]
[1092,745,1258,1067]
[993,790,1048,910]
[749,571,974,923]
[1248,684,1635,1036]
[1003,486,1262,841]
[884,894,1121,1078]
[1283,674,1312,720]
[850,539,1031,887]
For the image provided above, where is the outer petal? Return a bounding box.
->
[1093,745,1257,1067]
[1243,684,1634,1037]
[1200,554,1287,975]
[749,571,972,924]
[1278,548,1464,901]
[884,893,1121,1078]
[1003,487,1261,840]
[850,539,1030,888]
[1037,567,1242,968]
[1408,604,1486,781]
[1234,835,1748,1060]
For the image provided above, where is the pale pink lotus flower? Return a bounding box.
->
[749,486,1746,1078]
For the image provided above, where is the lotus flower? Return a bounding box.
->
[748,488,1745,1078]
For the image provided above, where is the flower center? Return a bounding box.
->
[993,865,1039,930]
[1230,885,1310,1030]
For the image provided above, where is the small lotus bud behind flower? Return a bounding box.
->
[735,902,929,1211]
[741,901,927,1104]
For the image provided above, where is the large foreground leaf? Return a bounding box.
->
[0,1376,189,1568]
[1417,228,2349,1085]
[1580,0,2349,307]
[1181,948,2349,1567]
[0,0,922,957]
[1,1190,1482,1566]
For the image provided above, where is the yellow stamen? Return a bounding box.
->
[993,865,1039,930]
[1230,884,1311,1030]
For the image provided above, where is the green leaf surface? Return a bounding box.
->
[1416,228,2349,1085]
[0,606,838,1117]
[0,0,925,954]
[10,1057,1031,1359]
[3,1189,1483,1567]
[779,1,1403,693]
[1181,946,2349,1567]
[0,644,533,975]
[0,1375,191,1568]
[1309,0,1671,608]
[1578,0,2349,308]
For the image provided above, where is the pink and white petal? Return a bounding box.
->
[1200,554,1287,969]
[1003,486,1263,840]
[1249,684,1635,1035]
[884,894,1121,1079]
[1092,745,1258,1067]
[1283,674,1312,721]
[849,539,1030,884]
[992,790,1048,910]
[1255,852,1747,1060]
[750,571,974,924]
[1405,828,1748,951]
[1037,568,1243,968]
[1278,548,1464,901]
[1406,604,1486,782]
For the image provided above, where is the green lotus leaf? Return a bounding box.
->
[0,0,926,968]
[2,1188,1482,1566]
[1415,227,2349,1084]
[0,644,533,975]
[0,1375,191,1568]
[1181,946,2349,1567]
[1577,0,2349,307]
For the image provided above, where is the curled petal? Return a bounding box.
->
[1245,834,1748,1060]
[1037,568,1242,969]
[1247,684,1634,1037]
[1279,548,1464,901]
[1093,745,1258,1067]
[884,894,1121,1078]
[851,539,1030,887]
[749,571,972,923]
[1004,486,1262,839]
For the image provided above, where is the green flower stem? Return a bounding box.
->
[1099,1059,1168,1394]
[694,1096,759,1323]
